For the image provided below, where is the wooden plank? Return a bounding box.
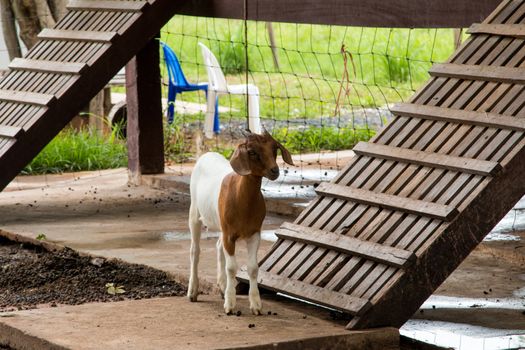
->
[9,58,88,75]
[468,23,525,38]
[0,90,55,106]
[176,0,500,28]
[315,183,458,221]
[429,63,525,84]
[67,0,149,12]
[276,223,416,269]
[38,29,118,43]
[0,125,24,139]
[236,270,371,316]
[353,142,501,176]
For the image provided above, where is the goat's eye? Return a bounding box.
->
[248,150,258,158]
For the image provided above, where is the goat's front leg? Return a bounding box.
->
[222,237,237,314]
[246,233,262,315]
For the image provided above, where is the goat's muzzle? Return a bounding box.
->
[266,167,280,180]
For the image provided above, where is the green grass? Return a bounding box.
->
[160,17,460,121]
[274,126,376,154]
[22,127,128,175]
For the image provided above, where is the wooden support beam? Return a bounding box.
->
[315,183,458,221]
[9,58,88,75]
[38,29,118,43]
[237,270,371,316]
[276,222,416,268]
[0,90,55,106]
[468,23,525,38]
[429,63,525,84]
[126,36,164,182]
[0,125,24,139]
[353,142,501,176]
[390,103,525,132]
[176,0,501,28]
[67,0,149,12]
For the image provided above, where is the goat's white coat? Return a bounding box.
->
[188,152,263,314]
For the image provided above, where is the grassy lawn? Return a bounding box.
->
[160,16,460,122]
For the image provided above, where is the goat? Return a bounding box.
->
[188,130,294,315]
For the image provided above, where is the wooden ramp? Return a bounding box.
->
[0,0,183,192]
[239,0,525,329]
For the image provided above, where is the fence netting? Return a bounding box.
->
[159,15,461,197]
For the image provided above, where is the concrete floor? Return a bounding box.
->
[0,169,398,350]
[1,167,524,349]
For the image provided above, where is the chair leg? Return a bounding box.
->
[213,97,220,134]
[204,89,217,138]
[247,93,261,134]
[167,85,177,123]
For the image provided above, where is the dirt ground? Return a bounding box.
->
[0,236,186,312]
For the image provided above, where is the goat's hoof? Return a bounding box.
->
[187,291,199,302]
[250,307,262,316]
[224,304,235,315]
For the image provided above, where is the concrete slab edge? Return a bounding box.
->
[218,327,399,350]
[0,321,68,350]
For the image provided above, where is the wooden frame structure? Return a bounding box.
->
[238,0,525,329]
[0,0,520,332]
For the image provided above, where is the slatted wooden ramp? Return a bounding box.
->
[0,0,184,192]
[238,0,525,329]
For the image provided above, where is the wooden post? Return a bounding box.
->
[453,28,463,50]
[126,36,164,184]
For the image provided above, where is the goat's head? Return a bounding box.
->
[230,130,294,180]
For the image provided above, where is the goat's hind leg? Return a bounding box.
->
[216,237,226,297]
[188,202,202,302]
[246,233,262,315]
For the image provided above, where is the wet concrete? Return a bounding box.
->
[1,167,525,349]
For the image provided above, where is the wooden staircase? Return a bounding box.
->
[0,0,182,192]
[239,0,525,329]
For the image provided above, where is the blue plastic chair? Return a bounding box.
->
[161,42,219,133]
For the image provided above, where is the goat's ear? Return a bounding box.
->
[277,141,294,166]
[230,143,252,175]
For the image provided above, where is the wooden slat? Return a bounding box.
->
[429,63,525,84]
[468,23,525,38]
[353,142,501,176]
[9,58,88,75]
[0,125,24,139]
[391,103,525,132]
[276,223,416,268]
[0,90,55,107]
[237,270,371,316]
[67,0,149,12]
[315,183,458,221]
[38,29,118,43]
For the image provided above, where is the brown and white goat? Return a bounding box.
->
[188,130,294,314]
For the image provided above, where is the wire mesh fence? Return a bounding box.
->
[159,15,463,197]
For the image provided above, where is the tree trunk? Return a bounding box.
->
[34,0,56,28]
[10,0,40,49]
[48,0,68,21]
[0,0,22,60]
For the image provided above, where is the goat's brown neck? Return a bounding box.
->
[236,174,262,194]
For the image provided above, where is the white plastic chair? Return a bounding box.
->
[198,42,261,138]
